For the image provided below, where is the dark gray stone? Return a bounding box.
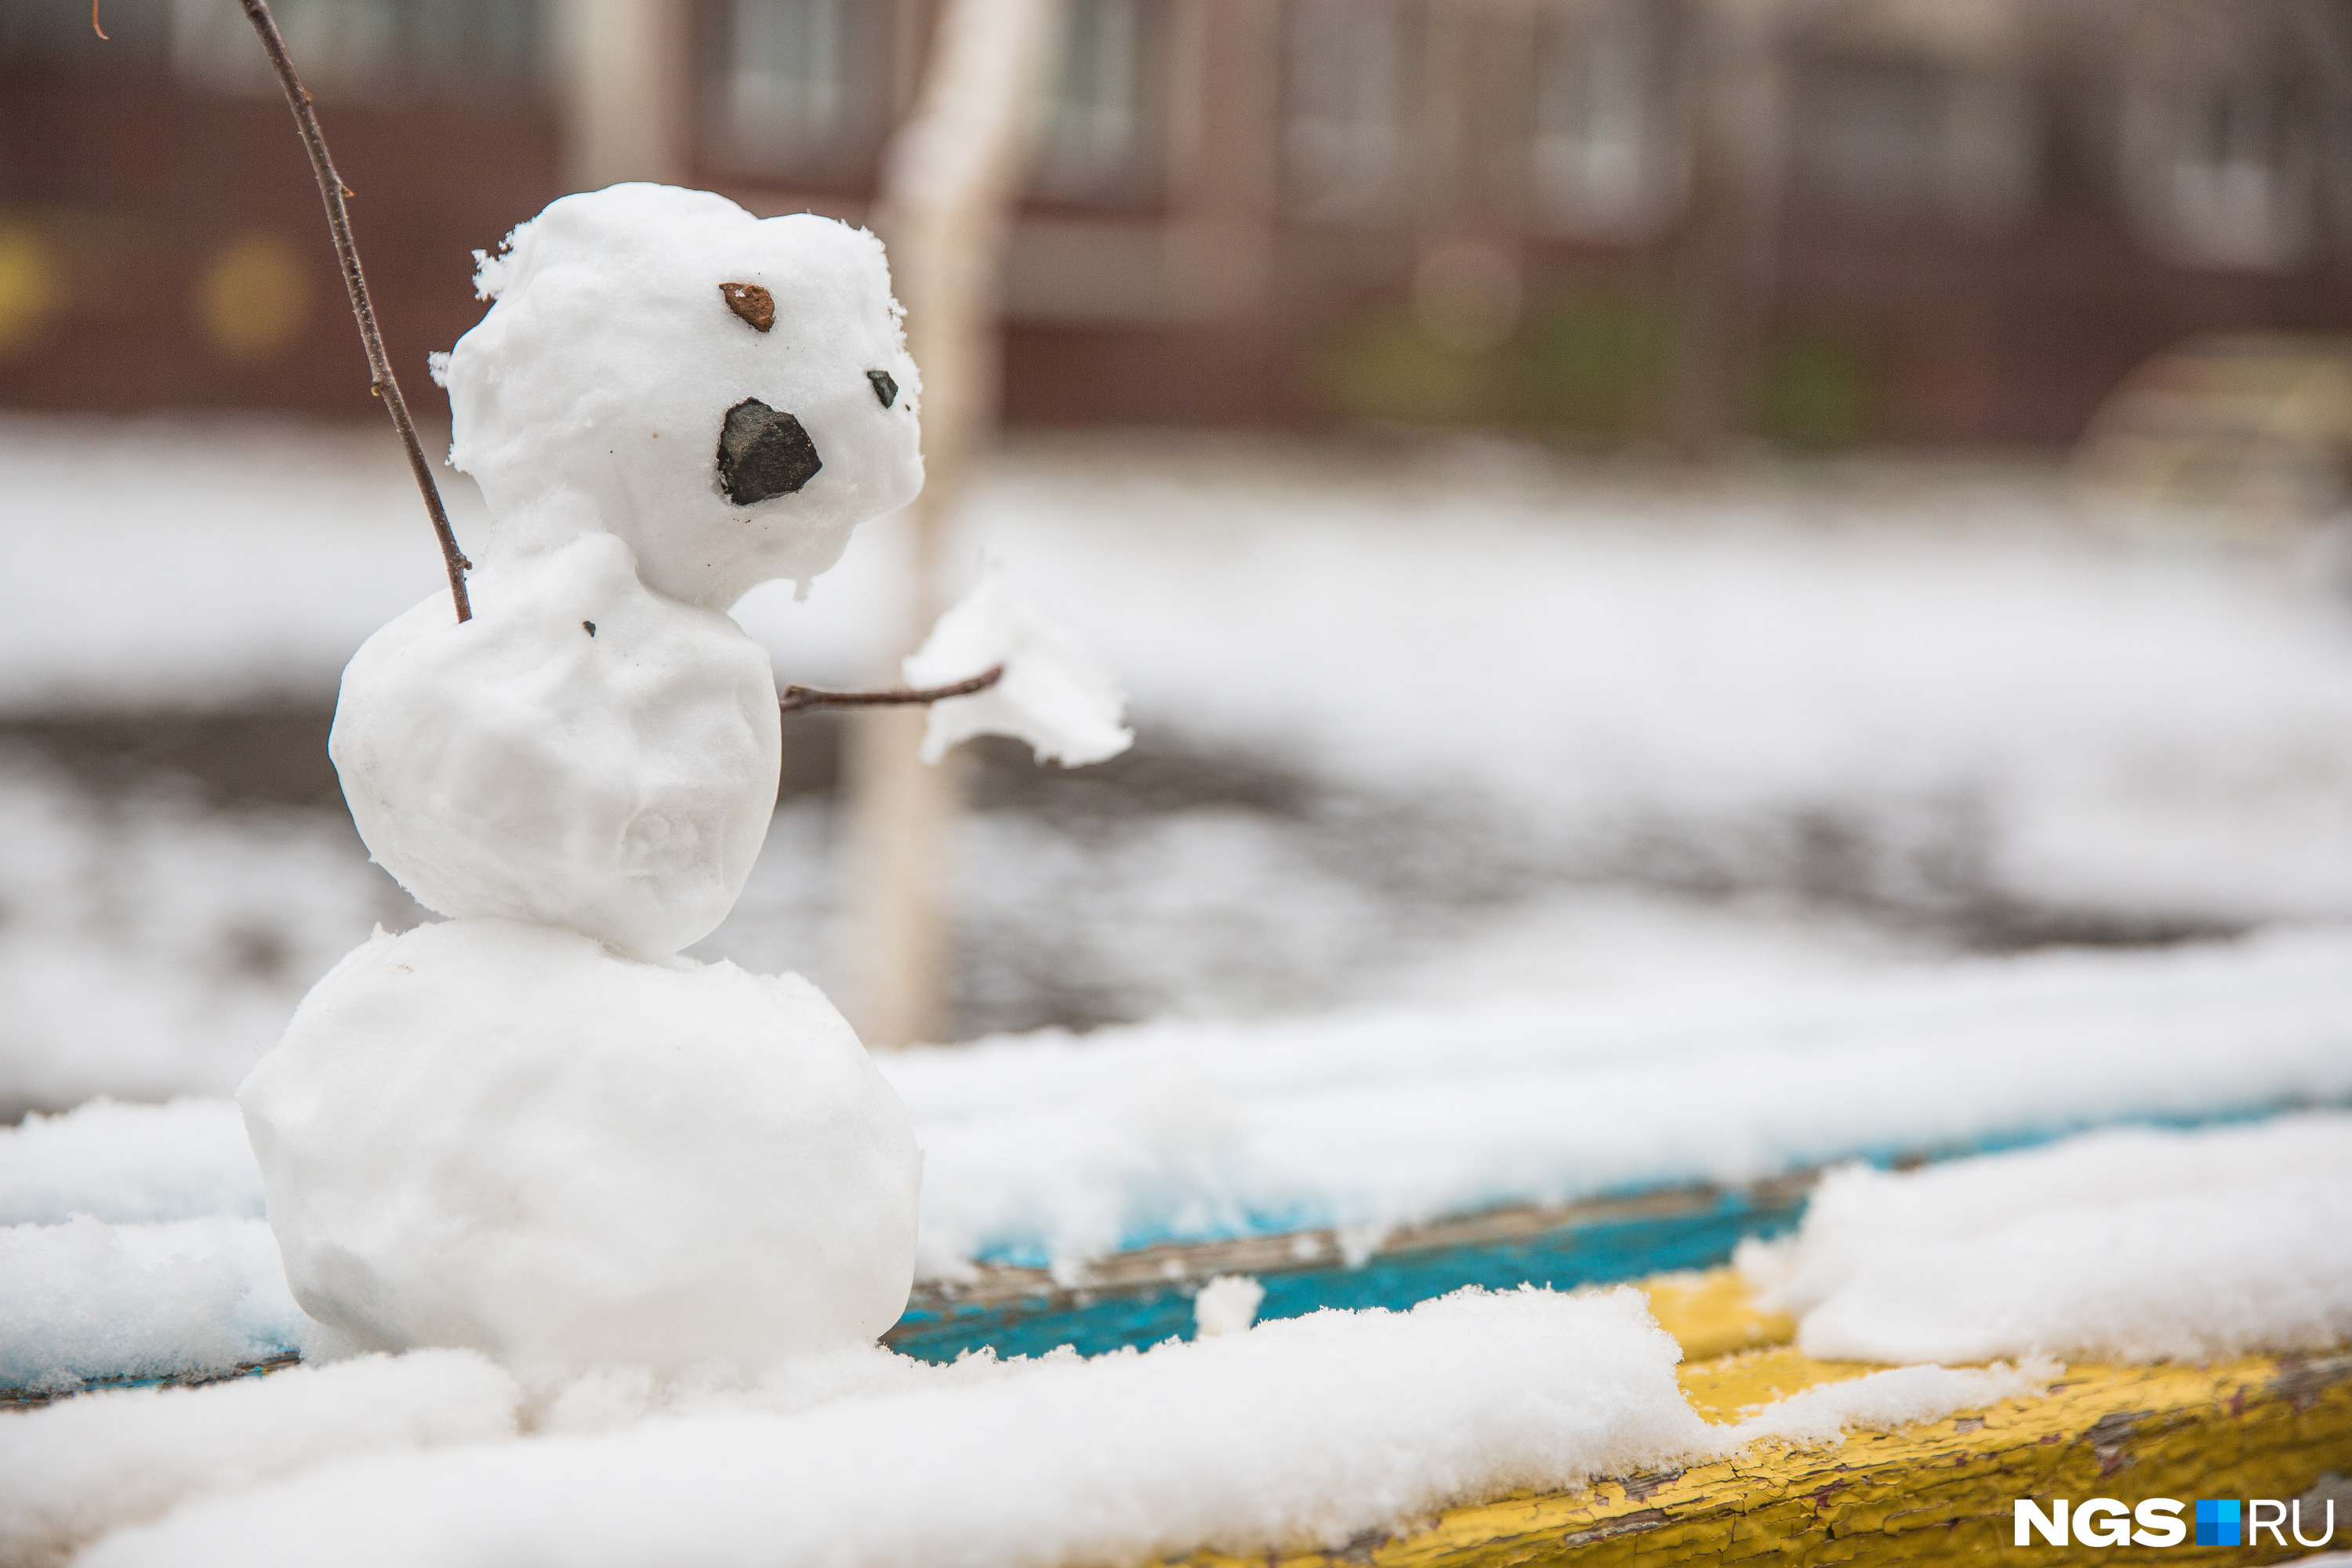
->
[867,370,899,408]
[716,398,822,505]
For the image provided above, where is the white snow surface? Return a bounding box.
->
[2,428,2346,936]
[0,756,416,1113]
[0,1215,330,1391]
[1743,1114,2352,1365]
[906,571,1134,766]
[239,919,920,1381]
[0,1098,260,1226]
[74,1287,1716,1568]
[881,926,2352,1272]
[49,1287,2059,1568]
[1726,1359,2056,1447]
[448,184,922,608]
[0,1350,518,1568]
[330,534,782,959]
[2,430,2349,1103]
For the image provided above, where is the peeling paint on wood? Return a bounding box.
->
[1174,1272,2352,1567]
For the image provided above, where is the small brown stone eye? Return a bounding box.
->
[719,282,775,333]
[867,370,898,408]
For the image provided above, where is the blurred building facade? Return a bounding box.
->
[2,0,2349,448]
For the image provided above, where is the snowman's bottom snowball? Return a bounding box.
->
[238,920,920,1380]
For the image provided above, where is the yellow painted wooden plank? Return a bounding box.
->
[1639,1270,1795,1367]
[1180,1270,2352,1567]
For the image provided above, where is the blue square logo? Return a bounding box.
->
[2196,1499,2241,1547]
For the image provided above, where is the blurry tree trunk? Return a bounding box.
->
[556,0,687,191]
[838,0,1062,1049]
[1668,0,1782,459]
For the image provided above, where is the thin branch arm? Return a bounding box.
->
[239,0,473,622]
[779,665,1004,717]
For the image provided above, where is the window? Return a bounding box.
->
[2123,72,2315,272]
[1531,0,1679,238]
[717,0,877,176]
[1795,59,1942,215]
[1033,0,1154,202]
[1791,55,2035,230]
[1283,0,1414,223]
[1,0,172,71]
[169,0,540,98]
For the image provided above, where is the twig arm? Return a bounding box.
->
[239,0,473,623]
[779,665,1005,717]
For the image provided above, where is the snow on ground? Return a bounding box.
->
[0,416,472,713]
[5,416,2352,1104]
[1,1349,519,1568]
[0,1214,330,1391]
[890,926,2352,1272]
[1743,1113,2352,1365]
[8,419,2352,934]
[571,437,2352,931]
[37,1285,2044,1568]
[0,1098,260,1226]
[0,755,416,1113]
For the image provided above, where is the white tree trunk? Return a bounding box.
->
[837,0,1062,1049]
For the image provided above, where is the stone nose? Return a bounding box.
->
[716,397,822,505]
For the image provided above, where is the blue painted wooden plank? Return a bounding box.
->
[886,1184,1809,1363]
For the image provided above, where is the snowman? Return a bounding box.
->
[238,183,1127,1384]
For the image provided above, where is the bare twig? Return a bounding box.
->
[91,1,106,39]
[779,664,1004,717]
[238,0,472,622]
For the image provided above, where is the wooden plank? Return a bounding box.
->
[887,1175,1814,1363]
[1178,1272,2352,1566]
[0,1352,299,1411]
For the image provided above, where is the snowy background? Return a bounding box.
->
[3,411,2350,1114]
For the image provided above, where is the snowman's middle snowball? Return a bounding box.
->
[331,533,782,959]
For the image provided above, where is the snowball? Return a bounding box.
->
[444,184,922,608]
[0,1350,517,1568]
[1192,1274,1264,1338]
[905,573,1132,766]
[77,1287,1721,1568]
[0,1098,260,1225]
[0,1215,331,1391]
[238,919,921,1381]
[330,534,782,960]
[1748,1114,2352,1364]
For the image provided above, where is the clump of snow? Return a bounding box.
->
[1744,1114,2352,1364]
[77,1287,1723,1568]
[238,918,920,1381]
[445,183,921,608]
[330,534,782,959]
[0,1098,260,1225]
[1192,1274,1264,1338]
[884,927,2352,1272]
[0,1350,517,1568]
[1726,1359,2055,1447]
[905,571,1133,766]
[0,1215,334,1391]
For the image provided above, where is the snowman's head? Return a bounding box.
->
[442,184,923,608]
